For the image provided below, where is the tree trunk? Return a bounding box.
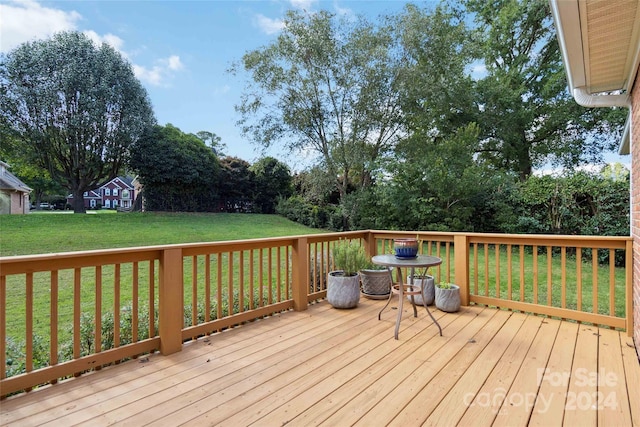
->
[72,188,87,214]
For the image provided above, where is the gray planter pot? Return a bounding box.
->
[359,269,391,296]
[327,271,360,308]
[407,275,434,305]
[435,284,461,312]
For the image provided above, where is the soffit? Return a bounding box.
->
[579,0,640,94]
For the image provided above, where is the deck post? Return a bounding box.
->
[454,234,470,306]
[159,248,183,355]
[363,231,377,258]
[292,236,309,311]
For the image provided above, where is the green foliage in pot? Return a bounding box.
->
[436,282,454,289]
[331,240,368,276]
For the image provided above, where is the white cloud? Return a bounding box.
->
[82,30,125,52]
[0,0,81,53]
[1,1,185,87]
[134,55,185,86]
[166,55,184,71]
[333,3,353,17]
[133,64,164,86]
[289,0,316,11]
[254,14,284,35]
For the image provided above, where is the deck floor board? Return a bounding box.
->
[1,298,638,427]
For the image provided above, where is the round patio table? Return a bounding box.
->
[372,254,443,340]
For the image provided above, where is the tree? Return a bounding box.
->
[394,4,477,142]
[250,157,292,214]
[195,131,226,156]
[0,31,155,213]
[232,10,404,209]
[130,124,220,212]
[218,157,254,212]
[465,0,626,180]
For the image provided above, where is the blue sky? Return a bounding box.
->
[1,0,420,169]
[0,0,628,172]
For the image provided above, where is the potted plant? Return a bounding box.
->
[435,282,460,312]
[407,274,435,305]
[359,262,392,298]
[327,240,369,308]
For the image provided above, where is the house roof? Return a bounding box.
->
[0,161,32,193]
[550,0,640,154]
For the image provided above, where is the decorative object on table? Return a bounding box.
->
[393,238,419,259]
[327,240,368,308]
[435,282,461,312]
[359,263,392,298]
[407,274,435,305]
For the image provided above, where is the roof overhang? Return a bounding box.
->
[550,0,640,154]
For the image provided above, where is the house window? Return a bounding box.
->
[90,199,96,208]
[113,199,118,207]
[113,189,118,196]
[83,192,88,197]
[104,188,111,196]
[104,199,111,208]
[122,189,130,199]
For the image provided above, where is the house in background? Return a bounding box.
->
[550,0,640,357]
[66,176,136,210]
[0,160,31,214]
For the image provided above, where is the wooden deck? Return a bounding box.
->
[1,298,639,427]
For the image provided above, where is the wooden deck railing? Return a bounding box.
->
[0,230,632,396]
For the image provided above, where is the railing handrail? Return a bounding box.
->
[0,229,633,397]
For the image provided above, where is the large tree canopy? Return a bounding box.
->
[465,0,626,180]
[130,124,220,212]
[232,10,404,206]
[250,156,293,214]
[0,31,155,212]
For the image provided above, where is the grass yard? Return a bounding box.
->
[1,212,327,372]
[0,211,324,256]
[0,214,629,375]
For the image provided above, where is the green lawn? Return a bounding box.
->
[2,212,327,371]
[0,211,324,256]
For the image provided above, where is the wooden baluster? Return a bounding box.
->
[561,247,566,309]
[259,248,264,306]
[276,246,282,302]
[473,243,478,295]
[132,262,139,342]
[495,244,500,299]
[204,255,211,322]
[268,248,273,305]
[228,252,234,315]
[50,270,58,381]
[114,264,121,348]
[484,244,489,297]
[547,246,552,306]
[249,250,255,310]
[519,245,525,302]
[149,260,155,338]
[576,248,582,312]
[239,250,245,312]
[533,245,538,304]
[192,256,198,326]
[217,254,223,318]
[609,249,615,317]
[507,244,512,301]
[592,249,598,315]
[26,273,33,373]
[73,268,81,362]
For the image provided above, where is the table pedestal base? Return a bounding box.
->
[378,283,443,340]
